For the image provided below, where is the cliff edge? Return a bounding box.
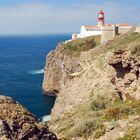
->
[43,32,140,139]
[42,36,101,96]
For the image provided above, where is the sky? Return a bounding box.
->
[0,0,139,35]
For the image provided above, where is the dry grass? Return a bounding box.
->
[49,96,110,139]
[63,35,101,56]
[50,95,140,139]
[107,32,140,51]
[50,31,140,139]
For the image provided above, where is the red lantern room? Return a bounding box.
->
[98,10,105,26]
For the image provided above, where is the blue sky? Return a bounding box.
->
[0,0,139,35]
[0,0,139,6]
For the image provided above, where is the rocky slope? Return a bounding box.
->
[43,31,140,139]
[42,44,81,96]
[109,49,140,100]
[42,36,101,96]
[0,95,57,140]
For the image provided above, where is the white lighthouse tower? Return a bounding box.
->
[98,10,105,26]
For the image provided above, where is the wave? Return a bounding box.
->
[38,115,51,123]
[28,69,44,75]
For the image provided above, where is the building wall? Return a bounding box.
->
[101,26,118,43]
[80,26,102,38]
[134,25,140,33]
[118,26,132,34]
[72,25,132,42]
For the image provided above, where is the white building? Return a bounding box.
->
[72,10,133,40]
[134,25,140,33]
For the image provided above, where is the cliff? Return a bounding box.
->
[43,31,140,139]
[109,49,140,100]
[0,95,57,140]
[42,36,101,96]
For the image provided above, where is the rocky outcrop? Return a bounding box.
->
[42,36,101,96]
[43,41,115,120]
[97,115,140,140]
[0,95,57,140]
[109,49,140,100]
[42,44,81,96]
[42,31,140,139]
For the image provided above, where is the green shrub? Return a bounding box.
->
[107,32,140,51]
[67,118,105,139]
[117,128,138,140]
[65,35,101,56]
[51,95,140,139]
[131,45,140,56]
[104,98,135,120]
[90,96,111,111]
[94,125,106,139]
[105,106,132,120]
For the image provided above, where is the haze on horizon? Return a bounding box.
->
[0,0,139,35]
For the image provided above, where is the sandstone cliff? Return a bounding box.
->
[43,32,140,139]
[109,49,140,100]
[0,95,57,140]
[42,36,101,96]
[42,43,81,96]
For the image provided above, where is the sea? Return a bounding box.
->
[0,34,71,118]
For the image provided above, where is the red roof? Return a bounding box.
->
[117,24,131,26]
[105,24,131,27]
[98,10,104,15]
[83,23,131,29]
[105,24,115,26]
[85,26,100,29]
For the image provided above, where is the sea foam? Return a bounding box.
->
[28,69,44,75]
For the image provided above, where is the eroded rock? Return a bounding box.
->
[0,95,57,140]
[42,44,81,96]
[109,49,140,100]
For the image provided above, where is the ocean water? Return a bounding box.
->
[0,34,71,118]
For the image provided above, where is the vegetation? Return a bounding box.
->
[62,32,140,59]
[64,31,140,59]
[117,128,138,140]
[64,35,101,56]
[50,32,140,139]
[49,96,109,139]
[131,45,140,57]
[107,32,140,51]
[50,94,140,139]
[104,98,134,121]
[91,95,110,111]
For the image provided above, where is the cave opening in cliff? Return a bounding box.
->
[136,70,139,80]
[53,89,59,94]
[116,63,132,79]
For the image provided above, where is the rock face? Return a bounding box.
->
[42,44,81,96]
[109,49,140,100]
[0,95,57,140]
[42,31,140,139]
[42,36,101,96]
[43,39,115,119]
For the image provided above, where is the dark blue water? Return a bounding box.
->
[0,34,71,118]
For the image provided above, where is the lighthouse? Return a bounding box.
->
[98,10,105,26]
[72,10,132,41]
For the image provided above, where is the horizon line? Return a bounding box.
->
[0,32,73,37]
